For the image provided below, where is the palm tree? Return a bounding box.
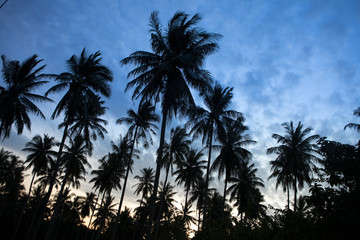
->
[0,54,52,139]
[92,195,117,233]
[174,149,206,214]
[64,95,108,155]
[228,161,265,220]
[161,126,191,187]
[22,134,58,197]
[27,49,112,240]
[121,11,221,238]
[267,121,320,212]
[133,167,155,208]
[114,101,159,219]
[188,177,215,229]
[345,107,360,143]
[156,182,177,222]
[211,117,255,213]
[46,135,90,240]
[187,82,242,220]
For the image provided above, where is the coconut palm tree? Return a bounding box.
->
[46,135,90,240]
[0,54,52,139]
[174,149,206,214]
[64,95,108,155]
[121,11,221,238]
[161,126,191,187]
[228,161,265,220]
[93,195,117,239]
[156,182,177,222]
[187,82,242,220]
[188,177,215,229]
[27,49,112,240]
[267,121,320,212]
[211,117,255,213]
[133,167,155,208]
[114,102,158,222]
[22,134,58,197]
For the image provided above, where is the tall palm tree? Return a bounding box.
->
[121,12,220,238]
[227,161,265,220]
[22,134,58,197]
[27,49,112,240]
[187,82,242,221]
[174,149,206,214]
[110,130,143,240]
[211,117,255,213]
[46,135,90,240]
[155,126,190,238]
[114,102,159,218]
[267,121,320,212]
[133,167,155,208]
[0,54,52,139]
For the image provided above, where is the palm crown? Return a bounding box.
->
[0,54,52,139]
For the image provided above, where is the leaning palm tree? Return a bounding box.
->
[267,121,320,212]
[26,49,112,240]
[187,82,242,221]
[114,101,159,219]
[211,117,255,213]
[0,54,52,139]
[121,11,221,238]
[174,149,206,214]
[133,167,155,208]
[46,135,90,240]
[22,134,58,197]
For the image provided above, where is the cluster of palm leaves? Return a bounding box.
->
[1,10,357,240]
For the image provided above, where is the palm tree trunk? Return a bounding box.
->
[45,163,71,240]
[25,123,69,240]
[154,163,170,239]
[222,173,228,218]
[146,109,168,240]
[27,173,36,197]
[293,176,297,212]
[184,186,189,215]
[287,182,290,210]
[111,127,138,240]
[93,191,107,240]
[203,124,213,224]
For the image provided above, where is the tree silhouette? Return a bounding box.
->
[121,11,220,238]
[0,55,52,139]
[267,121,320,212]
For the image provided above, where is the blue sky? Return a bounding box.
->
[1,0,360,212]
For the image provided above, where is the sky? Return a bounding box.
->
[0,0,360,214]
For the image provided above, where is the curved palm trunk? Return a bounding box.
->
[203,125,213,225]
[93,191,107,240]
[111,127,138,240]
[25,123,69,240]
[45,165,71,240]
[146,109,167,240]
[184,186,189,216]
